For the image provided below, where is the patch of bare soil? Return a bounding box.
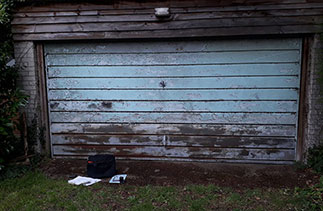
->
[40,159,320,188]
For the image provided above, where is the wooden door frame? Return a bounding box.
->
[35,36,312,161]
[35,43,51,156]
[296,35,313,162]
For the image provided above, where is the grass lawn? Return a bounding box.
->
[0,170,322,211]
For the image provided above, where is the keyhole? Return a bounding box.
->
[159,81,166,89]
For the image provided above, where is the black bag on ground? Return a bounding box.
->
[87,154,116,178]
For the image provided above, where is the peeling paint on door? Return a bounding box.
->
[45,38,302,163]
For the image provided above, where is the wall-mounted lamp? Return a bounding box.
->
[155,8,170,18]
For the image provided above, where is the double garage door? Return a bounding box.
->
[45,38,302,164]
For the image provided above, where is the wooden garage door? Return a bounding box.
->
[45,38,302,164]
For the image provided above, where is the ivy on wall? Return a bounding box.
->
[0,0,28,170]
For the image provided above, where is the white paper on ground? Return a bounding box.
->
[68,176,101,186]
[109,174,127,184]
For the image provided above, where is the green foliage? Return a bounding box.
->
[0,154,44,180]
[0,0,28,172]
[303,144,323,209]
[0,0,14,51]
[294,176,323,210]
[307,144,323,174]
[0,0,14,25]
[26,116,38,155]
[0,164,30,180]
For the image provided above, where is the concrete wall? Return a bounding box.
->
[303,34,323,159]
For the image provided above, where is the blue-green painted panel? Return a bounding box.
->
[44,38,301,54]
[48,76,299,89]
[48,64,300,78]
[50,123,297,137]
[51,134,296,149]
[46,50,300,66]
[50,112,296,124]
[52,145,295,161]
[49,101,297,112]
[48,89,299,101]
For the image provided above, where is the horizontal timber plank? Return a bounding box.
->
[45,51,300,66]
[48,89,299,101]
[47,64,301,78]
[52,145,295,160]
[44,39,301,53]
[51,134,296,149]
[14,2,323,13]
[49,100,297,112]
[11,8,323,25]
[50,112,297,124]
[13,11,85,18]
[12,14,159,24]
[169,3,323,13]
[47,76,300,89]
[50,123,297,137]
[51,155,295,164]
[12,25,322,41]
[12,6,323,19]
[12,16,323,34]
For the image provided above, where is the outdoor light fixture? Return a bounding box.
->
[154,8,170,18]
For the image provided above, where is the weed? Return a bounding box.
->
[294,176,323,210]
[307,144,323,173]
[189,198,208,211]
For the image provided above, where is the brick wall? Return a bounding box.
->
[14,41,41,152]
[14,41,37,122]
